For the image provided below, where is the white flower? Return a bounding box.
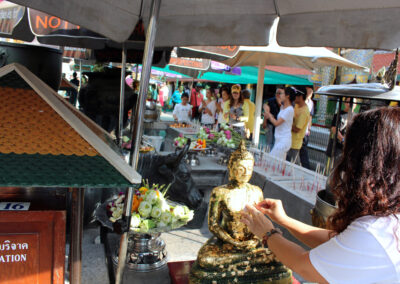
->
[155,198,170,212]
[145,190,159,205]
[130,214,141,228]
[138,201,152,218]
[156,220,169,229]
[139,220,155,233]
[173,205,186,219]
[151,206,162,219]
[161,211,172,224]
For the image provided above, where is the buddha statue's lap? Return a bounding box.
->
[190,142,292,284]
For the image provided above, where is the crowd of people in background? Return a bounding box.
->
[169,81,317,169]
[262,85,314,169]
[140,78,322,169]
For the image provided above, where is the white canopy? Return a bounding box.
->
[10,0,400,49]
[222,45,368,71]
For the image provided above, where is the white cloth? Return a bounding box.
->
[200,100,217,125]
[270,105,294,160]
[310,214,400,284]
[270,136,291,160]
[274,105,294,140]
[305,98,314,135]
[173,103,192,123]
[217,98,225,124]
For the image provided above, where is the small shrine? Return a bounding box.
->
[0,63,140,283]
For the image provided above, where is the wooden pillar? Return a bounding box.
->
[69,188,84,284]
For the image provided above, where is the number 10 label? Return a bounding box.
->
[0,202,30,211]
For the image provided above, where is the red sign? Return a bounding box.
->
[63,47,90,60]
[183,46,239,58]
[169,57,210,70]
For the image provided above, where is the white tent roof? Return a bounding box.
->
[222,45,368,70]
[10,0,400,49]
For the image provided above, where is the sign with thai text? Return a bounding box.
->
[0,234,39,283]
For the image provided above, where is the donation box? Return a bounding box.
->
[0,210,66,284]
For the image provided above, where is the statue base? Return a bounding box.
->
[189,238,292,284]
[189,261,292,284]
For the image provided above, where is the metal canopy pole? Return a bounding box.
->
[329,98,343,173]
[118,43,127,146]
[252,59,266,146]
[115,0,161,283]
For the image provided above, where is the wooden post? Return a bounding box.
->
[69,188,84,284]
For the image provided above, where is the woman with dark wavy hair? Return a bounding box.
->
[242,107,400,283]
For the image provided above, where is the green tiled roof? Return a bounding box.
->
[0,153,132,188]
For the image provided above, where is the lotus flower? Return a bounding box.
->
[179,133,183,137]
[155,198,170,211]
[139,219,156,232]
[130,214,141,228]
[151,206,162,219]
[205,127,210,134]
[156,220,169,228]
[208,133,215,139]
[161,211,172,224]
[172,205,186,219]
[145,190,158,205]
[138,201,152,218]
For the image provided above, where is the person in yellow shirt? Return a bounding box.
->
[223,84,250,137]
[242,89,255,139]
[286,89,310,165]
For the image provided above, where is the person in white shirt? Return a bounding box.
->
[172,93,191,123]
[242,107,400,284]
[264,87,297,160]
[199,88,217,128]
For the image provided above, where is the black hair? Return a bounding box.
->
[284,87,297,103]
[73,72,77,78]
[241,89,251,99]
[221,86,230,95]
[181,93,189,99]
[276,85,285,90]
[294,86,307,100]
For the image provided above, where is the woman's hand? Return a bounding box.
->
[241,204,274,239]
[255,199,288,226]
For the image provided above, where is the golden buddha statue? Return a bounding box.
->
[190,141,292,283]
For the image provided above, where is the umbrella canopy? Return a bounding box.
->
[199,66,310,85]
[222,45,368,71]
[9,0,400,49]
[0,1,171,64]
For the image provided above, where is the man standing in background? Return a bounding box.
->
[69,72,80,107]
[299,85,314,169]
[286,89,310,164]
[262,86,283,150]
[242,89,255,139]
[191,83,203,120]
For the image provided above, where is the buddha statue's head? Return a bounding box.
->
[228,141,254,185]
